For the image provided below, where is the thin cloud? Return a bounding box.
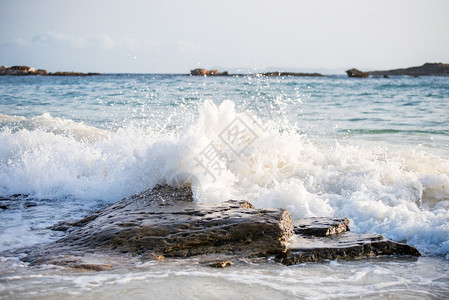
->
[1,33,159,50]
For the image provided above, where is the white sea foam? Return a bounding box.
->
[0,113,26,123]
[1,101,449,255]
[2,257,447,299]
[0,112,109,142]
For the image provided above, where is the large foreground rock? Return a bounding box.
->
[21,185,420,269]
[24,185,293,265]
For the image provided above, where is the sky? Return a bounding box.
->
[1,0,449,74]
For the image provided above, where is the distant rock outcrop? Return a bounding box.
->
[346,68,369,78]
[49,71,101,76]
[190,68,229,76]
[0,65,100,76]
[35,69,48,75]
[0,65,36,75]
[256,72,323,77]
[346,63,449,78]
[368,63,449,77]
[190,68,323,77]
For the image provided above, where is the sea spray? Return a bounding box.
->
[2,100,449,255]
[1,74,449,298]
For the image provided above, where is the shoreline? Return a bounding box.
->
[346,63,449,78]
[0,65,100,76]
[2,63,448,77]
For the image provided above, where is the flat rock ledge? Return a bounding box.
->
[293,217,350,237]
[279,233,420,265]
[22,185,420,269]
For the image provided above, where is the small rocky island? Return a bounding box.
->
[0,65,100,76]
[21,185,420,270]
[190,68,323,77]
[346,63,449,78]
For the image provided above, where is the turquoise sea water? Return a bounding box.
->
[1,74,449,298]
[2,75,448,147]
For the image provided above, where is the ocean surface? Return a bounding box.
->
[1,74,449,299]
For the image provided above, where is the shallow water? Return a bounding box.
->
[1,256,448,299]
[1,74,449,298]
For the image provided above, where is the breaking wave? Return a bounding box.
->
[1,101,449,256]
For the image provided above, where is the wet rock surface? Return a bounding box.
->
[293,217,350,237]
[279,233,421,265]
[24,185,293,265]
[21,185,420,269]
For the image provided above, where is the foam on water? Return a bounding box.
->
[1,257,448,299]
[1,100,449,256]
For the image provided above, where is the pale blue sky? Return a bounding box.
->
[1,0,448,73]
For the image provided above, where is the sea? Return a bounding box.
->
[0,73,448,299]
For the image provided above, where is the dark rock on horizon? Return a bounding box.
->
[190,68,229,76]
[368,63,449,76]
[0,65,36,76]
[190,68,323,77]
[21,185,420,270]
[49,71,101,76]
[346,63,449,78]
[346,68,369,78]
[35,69,48,75]
[0,65,100,76]
[257,72,323,77]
